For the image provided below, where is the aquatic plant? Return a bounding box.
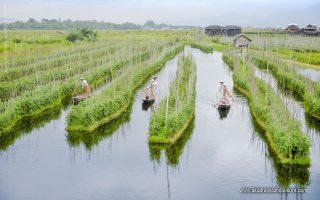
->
[66,45,184,132]
[224,52,311,165]
[148,55,196,144]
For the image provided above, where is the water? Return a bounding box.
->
[255,64,320,200]
[0,48,319,200]
[296,68,320,82]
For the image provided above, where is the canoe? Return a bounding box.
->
[218,104,231,119]
[142,99,155,104]
[73,94,91,105]
[142,98,155,111]
[218,104,230,109]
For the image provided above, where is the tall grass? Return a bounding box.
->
[224,52,311,165]
[252,54,320,121]
[148,55,196,144]
[66,45,184,132]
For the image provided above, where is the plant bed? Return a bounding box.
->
[148,55,196,144]
[66,45,184,132]
[224,53,311,165]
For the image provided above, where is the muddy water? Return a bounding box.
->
[0,48,319,200]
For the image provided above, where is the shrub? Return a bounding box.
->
[66,28,98,42]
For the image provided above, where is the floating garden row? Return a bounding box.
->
[0,42,122,82]
[0,42,171,135]
[0,37,113,69]
[0,44,159,112]
[0,44,155,101]
[66,45,184,132]
[148,55,196,144]
[0,32,117,68]
[252,55,320,121]
[224,53,310,165]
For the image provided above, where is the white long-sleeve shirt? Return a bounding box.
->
[82,80,88,88]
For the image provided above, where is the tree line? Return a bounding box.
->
[0,19,197,30]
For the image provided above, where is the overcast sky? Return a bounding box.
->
[1,0,320,27]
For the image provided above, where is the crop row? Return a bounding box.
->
[0,43,157,101]
[224,52,310,165]
[0,42,122,82]
[148,55,196,144]
[66,44,184,132]
[1,40,154,82]
[252,55,320,121]
[0,40,114,69]
[0,42,169,134]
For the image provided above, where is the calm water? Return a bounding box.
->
[296,68,320,82]
[0,48,319,200]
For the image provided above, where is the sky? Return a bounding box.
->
[1,0,320,27]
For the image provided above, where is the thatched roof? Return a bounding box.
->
[304,24,317,30]
[286,24,299,30]
[225,25,241,30]
[233,34,252,42]
[205,25,223,30]
[205,25,241,30]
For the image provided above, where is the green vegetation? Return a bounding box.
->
[0,18,196,30]
[148,121,195,166]
[148,55,196,144]
[66,45,184,132]
[66,28,98,42]
[224,52,310,165]
[217,33,320,122]
[0,42,161,134]
[272,48,320,66]
[67,110,131,150]
[189,42,213,53]
[0,104,63,151]
[253,56,320,121]
[250,117,310,187]
[0,30,220,135]
[0,31,189,134]
[253,57,306,100]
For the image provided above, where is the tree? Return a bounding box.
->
[27,18,37,23]
[66,27,98,42]
[144,20,156,28]
[66,32,80,42]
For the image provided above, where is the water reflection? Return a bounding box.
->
[148,119,194,167]
[0,104,63,151]
[249,110,310,187]
[296,68,320,83]
[217,105,231,119]
[66,110,131,151]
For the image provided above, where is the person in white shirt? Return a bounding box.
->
[219,81,233,105]
[81,77,91,97]
[150,77,157,99]
[145,77,157,100]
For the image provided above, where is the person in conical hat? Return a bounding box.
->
[219,81,233,104]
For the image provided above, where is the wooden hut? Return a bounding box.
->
[301,24,318,36]
[285,24,299,33]
[233,34,252,48]
[225,25,242,36]
[205,25,241,36]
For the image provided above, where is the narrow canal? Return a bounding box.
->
[0,48,319,200]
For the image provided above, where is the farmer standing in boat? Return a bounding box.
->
[145,77,157,100]
[81,77,91,97]
[219,81,233,104]
[150,77,157,99]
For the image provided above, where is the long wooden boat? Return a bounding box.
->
[73,94,91,105]
[142,98,155,104]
